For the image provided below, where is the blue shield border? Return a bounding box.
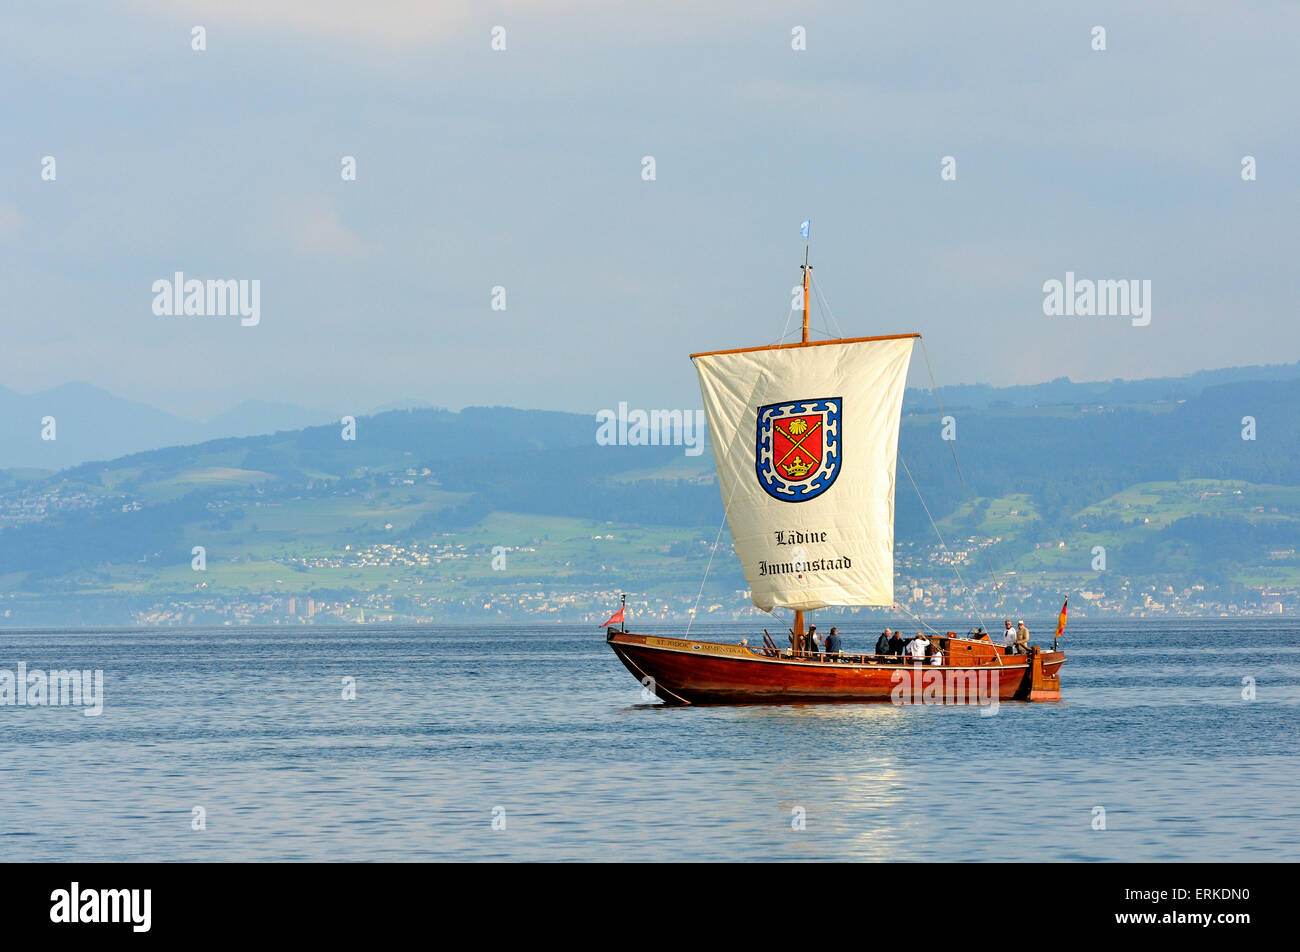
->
[755,397,842,502]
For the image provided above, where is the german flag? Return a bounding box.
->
[1055,596,1069,640]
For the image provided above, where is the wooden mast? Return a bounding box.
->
[800,244,811,343]
[793,244,811,651]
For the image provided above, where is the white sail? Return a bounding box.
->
[693,335,915,611]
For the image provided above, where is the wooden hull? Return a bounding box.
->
[607,630,1064,705]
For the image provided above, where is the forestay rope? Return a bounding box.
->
[891,599,946,638]
[810,274,846,340]
[685,370,773,639]
[916,338,1008,612]
[899,454,988,635]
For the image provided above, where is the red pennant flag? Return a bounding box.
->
[600,606,625,629]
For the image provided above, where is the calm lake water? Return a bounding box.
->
[1,619,1297,861]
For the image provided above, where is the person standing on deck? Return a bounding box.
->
[825,627,842,659]
[807,625,820,656]
[875,629,893,658]
[906,633,929,663]
[888,630,905,659]
[1002,620,1016,651]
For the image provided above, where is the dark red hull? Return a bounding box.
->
[607,630,1064,705]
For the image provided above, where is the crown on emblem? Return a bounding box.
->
[783,455,813,478]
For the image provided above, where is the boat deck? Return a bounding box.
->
[607,629,1065,704]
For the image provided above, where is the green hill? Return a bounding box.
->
[2,376,1298,624]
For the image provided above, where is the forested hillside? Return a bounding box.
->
[1,373,1296,623]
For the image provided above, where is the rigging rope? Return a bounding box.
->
[810,274,846,339]
[917,338,1008,612]
[772,302,797,347]
[685,479,728,636]
[891,599,945,637]
[685,372,770,639]
[900,454,988,635]
[684,506,731,640]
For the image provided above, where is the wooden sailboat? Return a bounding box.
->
[607,246,1065,704]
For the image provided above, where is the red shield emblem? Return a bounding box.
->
[770,414,825,482]
[755,398,842,502]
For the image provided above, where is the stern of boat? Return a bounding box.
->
[1022,645,1065,701]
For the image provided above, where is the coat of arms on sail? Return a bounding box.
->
[755,398,842,502]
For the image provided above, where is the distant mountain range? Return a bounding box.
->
[5,361,1300,472]
[0,383,341,470]
[908,361,1300,411]
[2,363,1298,624]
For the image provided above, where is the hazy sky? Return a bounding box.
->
[2,1,1297,419]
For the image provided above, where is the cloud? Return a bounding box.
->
[135,0,477,48]
[134,0,770,50]
[277,200,372,259]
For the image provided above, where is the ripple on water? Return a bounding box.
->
[0,620,1297,860]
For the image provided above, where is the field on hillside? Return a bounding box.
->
[3,389,1299,621]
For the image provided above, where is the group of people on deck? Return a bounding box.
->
[1002,619,1031,655]
[791,625,843,658]
[872,629,943,664]
[785,620,1032,663]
